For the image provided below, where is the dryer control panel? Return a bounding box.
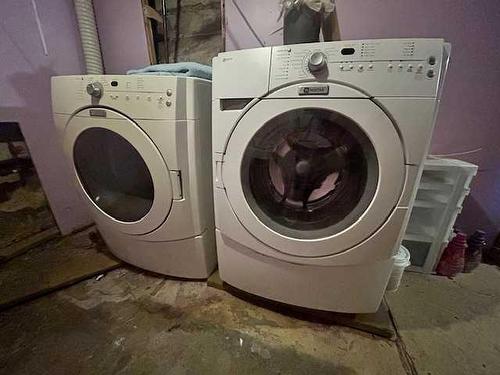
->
[52,75,211,120]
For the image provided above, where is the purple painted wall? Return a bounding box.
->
[225,0,500,241]
[225,1,282,50]
[93,0,150,74]
[0,0,91,234]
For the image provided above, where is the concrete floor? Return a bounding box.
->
[387,264,500,374]
[0,264,499,374]
[0,173,56,249]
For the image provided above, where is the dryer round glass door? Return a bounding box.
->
[241,108,378,240]
[64,108,173,235]
[222,98,405,257]
[73,128,154,222]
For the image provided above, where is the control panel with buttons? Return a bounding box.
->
[269,38,447,97]
[54,75,181,120]
[53,74,211,122]
[83,78,175,102]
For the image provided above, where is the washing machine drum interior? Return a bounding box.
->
[241,108,379,240]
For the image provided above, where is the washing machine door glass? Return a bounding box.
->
[222,98,405,257]
[241,108,378,239]
[73,128,154,222]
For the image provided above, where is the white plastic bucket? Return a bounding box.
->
[386,245,411,292]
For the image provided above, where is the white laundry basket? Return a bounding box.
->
[386,246,411,292]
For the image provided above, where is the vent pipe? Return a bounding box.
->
[73,0,103,74]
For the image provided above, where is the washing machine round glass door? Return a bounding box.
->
[222,98,405,257]
[64,108,173,235]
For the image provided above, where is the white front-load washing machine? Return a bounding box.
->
[212,39,450,312]
[52,75,216,278]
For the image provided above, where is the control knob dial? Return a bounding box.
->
[308,52,327,73]
[86,82,103,98]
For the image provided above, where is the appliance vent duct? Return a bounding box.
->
[74,0,104,74]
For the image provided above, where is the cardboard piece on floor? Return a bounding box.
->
[0,227,121,311]
[207,270,396,339]
[0,227,60,264]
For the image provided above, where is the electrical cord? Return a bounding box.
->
[430,147,483,158]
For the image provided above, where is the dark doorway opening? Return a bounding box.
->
[0,122,57,251]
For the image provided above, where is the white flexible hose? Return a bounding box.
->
[73,0,103,74]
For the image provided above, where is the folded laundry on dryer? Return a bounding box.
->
[127,62,212,80]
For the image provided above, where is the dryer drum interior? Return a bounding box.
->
[241,108,379,240]
[73,127,154,223]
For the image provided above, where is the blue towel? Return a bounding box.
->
[127,62,212,80]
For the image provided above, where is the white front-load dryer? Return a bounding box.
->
[212,39,450,312]
[52,75,216,279]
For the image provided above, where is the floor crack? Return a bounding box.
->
[150,279,167,297]
[386,298,419,375]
